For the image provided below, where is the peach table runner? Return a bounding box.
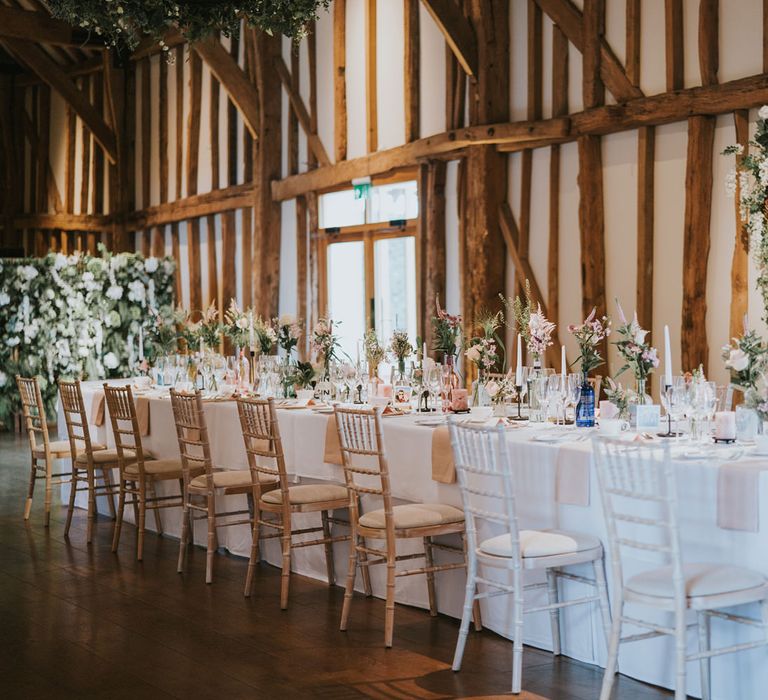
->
[91,391,151,436]
[323,415,343,465]
[431,426,456,484]
[717,459,768,532]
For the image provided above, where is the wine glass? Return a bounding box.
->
[547,375,566,425]
[535,377,551,423]
[427,366,444,413]
[566,373,583,423]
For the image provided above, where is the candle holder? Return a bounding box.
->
[509,384,527,421]
[657,384,681,438]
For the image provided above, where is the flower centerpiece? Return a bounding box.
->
[603,378,634,421]
[363,329,386,381]
[465,310,503,406]
[389,330,413,380]
[253,316,277,355]
[431,296,462,363]
[724,106,768,323]
[502,280,556,368]
[275,314,303,357]
[485,370,516,417]
[613,300,659,403]
[312,318,340,378]
[568,308,611,427]
[223,299,251,349]
[192,302,223,353]
[146,306,178,358]
[722,327,767,394]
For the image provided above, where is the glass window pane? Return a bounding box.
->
[327,241,366,361]
[374,237,417,347]
[368,181,418,224]
[319,189,366,228]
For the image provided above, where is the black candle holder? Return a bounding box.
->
[509,385,528,421]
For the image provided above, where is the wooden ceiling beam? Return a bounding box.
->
[534,0,642,102]
[0,6,103,47]
[189,35,260,140]
[272,117,568,200]
[274,55,331,166]
[420,0,478,77]
[3,38,117,163]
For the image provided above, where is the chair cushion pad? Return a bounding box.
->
[35,440,106,458]
[626,563,767,599]
[480,529,601,558]
[190,469,271,490]
[261,483,348,506]
[76,448,145,466]
[358,503,464,530]
[124,458,184,477]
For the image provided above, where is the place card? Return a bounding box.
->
[635,404,661,431]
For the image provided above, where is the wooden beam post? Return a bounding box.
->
[186,50,203,313]
[730,110,749,342]
[334,0,347,162]
[404,0,420,142]
[419,160,447,349]
[365,0,378,153]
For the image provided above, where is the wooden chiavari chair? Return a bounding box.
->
[59,379,120,542]
[104,384,190,561]
[236,396,351,608]
[449,417,610,694]
[335,406,473,648]
[17,375,90,527]
[594,437,768,700]
[172,389,275,584]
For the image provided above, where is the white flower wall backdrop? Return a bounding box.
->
[0,250,175,424]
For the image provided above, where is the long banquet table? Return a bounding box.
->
[57,380,768,699]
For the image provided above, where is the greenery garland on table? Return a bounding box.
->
[49,0,332,56]
[0,249,175,426]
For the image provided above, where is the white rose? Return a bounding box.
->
[465,345,481,363]
[235,317,249,330]
[633,328,648,345]
[144,257,159,273]
[279,314,296,327]
[82,271,94,283]
[103,352,119,369]
[0,291,8,306]
[106,285,123,300]
[127,280,146,303]
[7,337,19,347]
[45,289,55,300]
[759,105,768,120]
[485,380,500,398]
[54,253,68,270]
[728,348,749,372]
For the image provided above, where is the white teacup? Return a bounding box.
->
[754,434,768,455]
[599,418,630,437]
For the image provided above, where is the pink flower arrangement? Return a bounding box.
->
[613,300,659,381]
[568,308,611,375]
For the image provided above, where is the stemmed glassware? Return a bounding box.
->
[427,366,444,413]
[510,367,529,421]
[565,373,583,424]
[547,375,567,425]
[535,376,552,423]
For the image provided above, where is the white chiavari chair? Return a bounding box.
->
[593,437,768,700]
[449,417,611,695]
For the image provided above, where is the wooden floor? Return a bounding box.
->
[0,432,672,699]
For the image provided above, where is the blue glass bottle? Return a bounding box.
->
[576,379,595,427]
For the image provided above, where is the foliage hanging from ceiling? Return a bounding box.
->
[0,250,175,426]
[49,0,330,55]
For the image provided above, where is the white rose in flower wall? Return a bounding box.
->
[103,352,119,369]
[144,257,159,273]
[107,285,123,300]
[759,105,768,120]
[127,280,146,303]
[728,348,749,372]
[0,291,8,306]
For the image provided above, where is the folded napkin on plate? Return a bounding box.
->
[90,391,151,436]
[555,444,591,506]
[431,425,456,484]
[717,459,768,532]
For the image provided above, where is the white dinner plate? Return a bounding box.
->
[414,417,446,427]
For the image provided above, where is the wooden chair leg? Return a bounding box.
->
[101,468,117,519]
[148,480,163,536]
[358,534,372,597]
[137,489,147,561]
[546,568,561,656]
[340,531,358,631]
[64,468,78,537]
[279,521,292,609]
[24,459,37,521]
[43,458,53,528]
[321,510,336,586]
[423,536,438,617]
[384,546,397,648]
[177,489,190,574]
[244,509,261,597]
[205,494,216,584]
[86,468,96,544]
[697,612,711,700]
[111,482,126,552]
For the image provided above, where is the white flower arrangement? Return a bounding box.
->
[0,249,175,424]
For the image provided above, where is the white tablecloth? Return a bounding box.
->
[57,380,768,699]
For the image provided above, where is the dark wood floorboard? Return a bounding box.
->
[0,432,672,699]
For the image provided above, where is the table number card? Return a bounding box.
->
[635,404,661,431]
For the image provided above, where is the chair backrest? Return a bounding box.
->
[592,437,685,601]
[103,384,150,476]
[169,389,213,486]
[333,406,391,530]
[235,396,288,502]
[447,417,522,565]
[16,375,50,456]
[58,379,96,462]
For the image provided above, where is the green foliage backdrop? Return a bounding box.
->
[0,250,175,426]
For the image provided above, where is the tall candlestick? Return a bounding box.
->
[664,325,673,388]
[744,312,749,334]
[561,344,566,379]
[248,311,255,351]
[138,327,144,361]
[515,334,523,385]
[422,341,428,361]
